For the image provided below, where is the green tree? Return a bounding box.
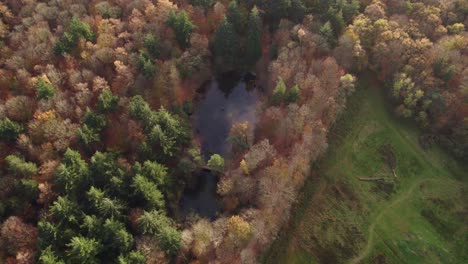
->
[271,78,287,105]
[134,161,168,186]
[227,1,244,33]
[35,77,56,100]
[118,251,146,264]
[50,196,81,225]
[5,155,38,178]
[133,175,165,208]
[39,246,65,264]
[167,11,195,48]
[246,6,263,66]
[320,21,336,47]
[144,33,160,59]
[102,218,133,254]
[98,88,119,112]
[214,18,239,67]
[78,110,107,147]
[269,0,291,20]
[287,84,300,104]
[190,0,216,11]
[67,236,102,264]
[54,17,95,55]
[54,149,90,195]
[207,154,225,173]
[342,0,360,23]
[137,51,157,79]
[0,118,23,142]
[138,210,181,255]
[289,0,307,22]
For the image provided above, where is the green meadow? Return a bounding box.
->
[264,73,467,264]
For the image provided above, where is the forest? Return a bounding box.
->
[0,0,466,263]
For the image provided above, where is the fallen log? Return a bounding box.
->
[358,177,385,182]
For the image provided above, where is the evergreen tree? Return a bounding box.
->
[271,78,287,105]
[35,77,56,100]
[287,84,301,104]
[67,236,102,264]
[227,1,244,33]
[214,18,239,68]
[5,155,38,178]
[269,0,291,20]
[167,11,195,48]
[320,21,336,47]
[138,210,182,255]
[54,149,90,195]
[133,175,165,209]
[137,51,157,79]
[143,33,160,59]
[98,88,119,113]
[39,246,65,264]
[246,6,263,66]
[54,17,95,55]
[118,251,146,264]
[289,0,307,22]
[0,118,23,142]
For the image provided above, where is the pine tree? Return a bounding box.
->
[271,78,287,105]
[246,6,262,66]
[0,118,23,142]
[98,88,119,113]
[167,11,195,49]
[227,1,244,33]
[67,236,102,264]
[214,18,239,68]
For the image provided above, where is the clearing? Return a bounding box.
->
[263,72,467,264]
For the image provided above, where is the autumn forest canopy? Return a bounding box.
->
[0,0,466,263]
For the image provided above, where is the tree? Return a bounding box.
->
[98,88,119,112]
[144,34,160,59]
[5,155,38,178]
[133,174,165,209]
[39,246,65,264]
[135,161,168,186]
[227,1,244,33]
[289,0,307,22]
[35,77,56,100]
[320,21,336,47]
[118,251,146,264]
[54,17,95,55]
[269,0,291,20]
[137,51,157,79]
[137,210,181,255]
[214,18,239,67]
[227,215,252,247]
[0,118,22,142]
[54,149,90,195]
[287,84,300,104]
[271,78,287,105]
[342,0,360,23]
[240,159,249,175]
[245,6,262,66]
[67,236,102,264]
[228,122,253,154]
[447,23,465,34]
[77,110,107,147]
[207,154,225,173]
[190,0,216,11]
[167,11,195,48]
[0,216,38,256]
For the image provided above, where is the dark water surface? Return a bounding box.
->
[180,72,259,219]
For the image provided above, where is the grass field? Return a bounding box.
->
[263,72,467,264]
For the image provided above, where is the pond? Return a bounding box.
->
[180,72,260,219]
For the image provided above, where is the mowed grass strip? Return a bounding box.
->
[263,72,467,264]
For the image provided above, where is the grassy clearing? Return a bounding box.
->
[263,72,467,264]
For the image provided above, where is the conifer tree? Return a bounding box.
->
[246,6,262,66]
[214,18,239,68]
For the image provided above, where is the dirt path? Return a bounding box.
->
[349,178,432,264]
